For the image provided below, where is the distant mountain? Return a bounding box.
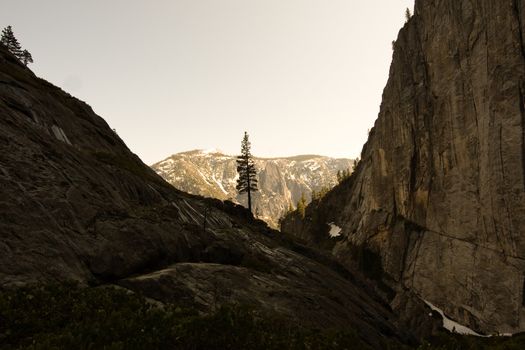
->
[151,150,354,228]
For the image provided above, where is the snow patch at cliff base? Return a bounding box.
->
[423,299,485,336]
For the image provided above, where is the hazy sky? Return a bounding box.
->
[1,0,414,164]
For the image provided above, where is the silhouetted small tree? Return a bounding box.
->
[236,131,258,213]
[21,49,33,66]
[337,168,351,184]
[352,157,360,172]
[1,26,21,56]
[1,26,33,65]
[405,8,412,22]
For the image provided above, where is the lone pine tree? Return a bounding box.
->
[236,131,258,213]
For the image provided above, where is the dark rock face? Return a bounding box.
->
[0,46,415,347]
[284,0,525,334]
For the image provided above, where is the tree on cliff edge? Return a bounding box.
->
[236,131,258,214]
[1,26,22,56]
[1,26,33,66]
[405,8,412,22]
[21,49,33,66]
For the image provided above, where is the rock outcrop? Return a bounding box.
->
[283,0,525,334]
[152,150,353,228]
[0,45,416,347]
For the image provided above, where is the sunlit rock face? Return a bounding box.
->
[283,0,525,334]
[152,151,353,228]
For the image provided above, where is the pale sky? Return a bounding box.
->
[1,0,414,164]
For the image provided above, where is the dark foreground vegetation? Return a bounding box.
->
[0,283,524,350]
[417,332,525,350]
[0,283,380,350]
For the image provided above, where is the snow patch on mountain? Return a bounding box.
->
[152,150,354,228]
[202,148,225,155]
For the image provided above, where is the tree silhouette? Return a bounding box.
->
[236,131,258,213]
[352,158,360,172]
[21,49,33,66]
[337,168,351,184]
[1,26,33,65]
[1,26,22,57]
[405,8,412,22]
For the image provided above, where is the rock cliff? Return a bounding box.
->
[0,45,416,347]
[283,0,525,334]
[152,150,353,228]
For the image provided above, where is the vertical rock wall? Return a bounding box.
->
[286,0,525,333]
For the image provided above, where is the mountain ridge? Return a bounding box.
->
[152,150,355,227]
[156,149,352,161]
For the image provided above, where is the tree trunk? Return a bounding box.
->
[247,158,252,213]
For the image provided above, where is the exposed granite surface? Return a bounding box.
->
[283,0,525,334]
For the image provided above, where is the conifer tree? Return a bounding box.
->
[352,158,360,172]
[236,131,258,213]
[337,168,352,184]
[21,49,33,66]
[1,26,22,58]
[405,8,412,22]
[1,26,33,65]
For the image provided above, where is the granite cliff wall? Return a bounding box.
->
[284,0,525,334]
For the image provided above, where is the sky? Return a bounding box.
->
[1,0,414,164]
